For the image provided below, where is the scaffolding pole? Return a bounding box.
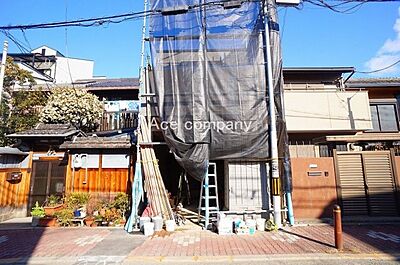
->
[0,41,8,104]
[124,0,148,233]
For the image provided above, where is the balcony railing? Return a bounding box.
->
[98,111,138,131]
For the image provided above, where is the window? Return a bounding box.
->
[370,103,399,132]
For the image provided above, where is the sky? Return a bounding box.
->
[0,1,400,78]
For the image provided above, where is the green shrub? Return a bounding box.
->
[45,195,62,207]
[54,208,74,227]
[111,193,129,215]
[66,192,90,209]
[31,201,45,217]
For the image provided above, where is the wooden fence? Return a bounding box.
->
[0,169,31,207]
[65,155,133,200]
[99,111,138,131]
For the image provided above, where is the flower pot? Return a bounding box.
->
[44,204,64,216]
[31,216,40,227]
[84,217,95,227]
[74,209,81,217]
[38,217,57,227]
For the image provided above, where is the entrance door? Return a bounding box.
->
[29,160,66,210]
[224,161,269,211]
[336,151,399,216]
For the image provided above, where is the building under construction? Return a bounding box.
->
[125,0,293,231]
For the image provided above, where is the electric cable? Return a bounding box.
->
[356,58,400,74]
[0,0,264,31]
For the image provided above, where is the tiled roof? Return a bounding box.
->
[0,147,28,156]
[348,77,400,84]
[347,77,400,87]
[60,135,131,149]
[8,123,79,137]
[85,78,139,88]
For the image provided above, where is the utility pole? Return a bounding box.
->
[0,41,8,104]
[264,0,295,227]
[263,1,282,228]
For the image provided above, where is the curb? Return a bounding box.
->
[0,226,128,231]
[0,255,125,264]
[1,253,400,264]
[125,253,400,263]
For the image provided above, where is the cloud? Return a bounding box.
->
[365,54,400,74]
[364,7,400,75]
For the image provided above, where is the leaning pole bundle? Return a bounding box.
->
[139,115,174,221]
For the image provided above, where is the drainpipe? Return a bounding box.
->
[286,192,294,225]
[343,69,355,86]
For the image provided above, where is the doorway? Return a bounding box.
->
[29,159,66,211]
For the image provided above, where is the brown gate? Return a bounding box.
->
[335,151,399,216]
[29,159,66,210]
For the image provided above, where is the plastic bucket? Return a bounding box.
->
[256,218,266,231]
[152,216,163,231]
[143,222,155,236]
[246,219,256,235]
[165,220,175,232]
[139,217,151,231]
[233,218,242,228]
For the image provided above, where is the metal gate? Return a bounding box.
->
[335,151,399,216]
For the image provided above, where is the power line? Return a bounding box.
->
[0,0,266,31]
[0,10,151,31]
[303,0,400,14]
[357,58,400,74]
[0,30,30,53]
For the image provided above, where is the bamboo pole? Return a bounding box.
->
[139,115,174,220]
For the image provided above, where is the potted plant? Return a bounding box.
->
[31,201,45,227]
[84,215,95,227]
[54,208,74,227]
[94,214,104,226]
[66,192,90,218]
[84,197,97,227]
[44,195,64,216]
[38,216,58,227]
[111,193,129,224]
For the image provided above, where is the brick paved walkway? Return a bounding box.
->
[0,224,399,263]
[0,227,145,260]
[129,224,400,257]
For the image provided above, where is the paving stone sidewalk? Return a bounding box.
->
[0,223,399,264]
[0,227,145,261]
[129,224,400,257]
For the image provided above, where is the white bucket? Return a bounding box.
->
[139,217,151,231]
[256,218,266,231]
[246,219,256,235]
[165,220,175,232]
[143,222,155,236]
[152,216,163,231]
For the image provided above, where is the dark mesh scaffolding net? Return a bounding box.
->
[149,0,292,191]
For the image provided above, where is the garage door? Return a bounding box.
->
[336,151,399,216]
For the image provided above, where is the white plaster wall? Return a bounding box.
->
[284,90,373,132]
[54,57,94,84]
